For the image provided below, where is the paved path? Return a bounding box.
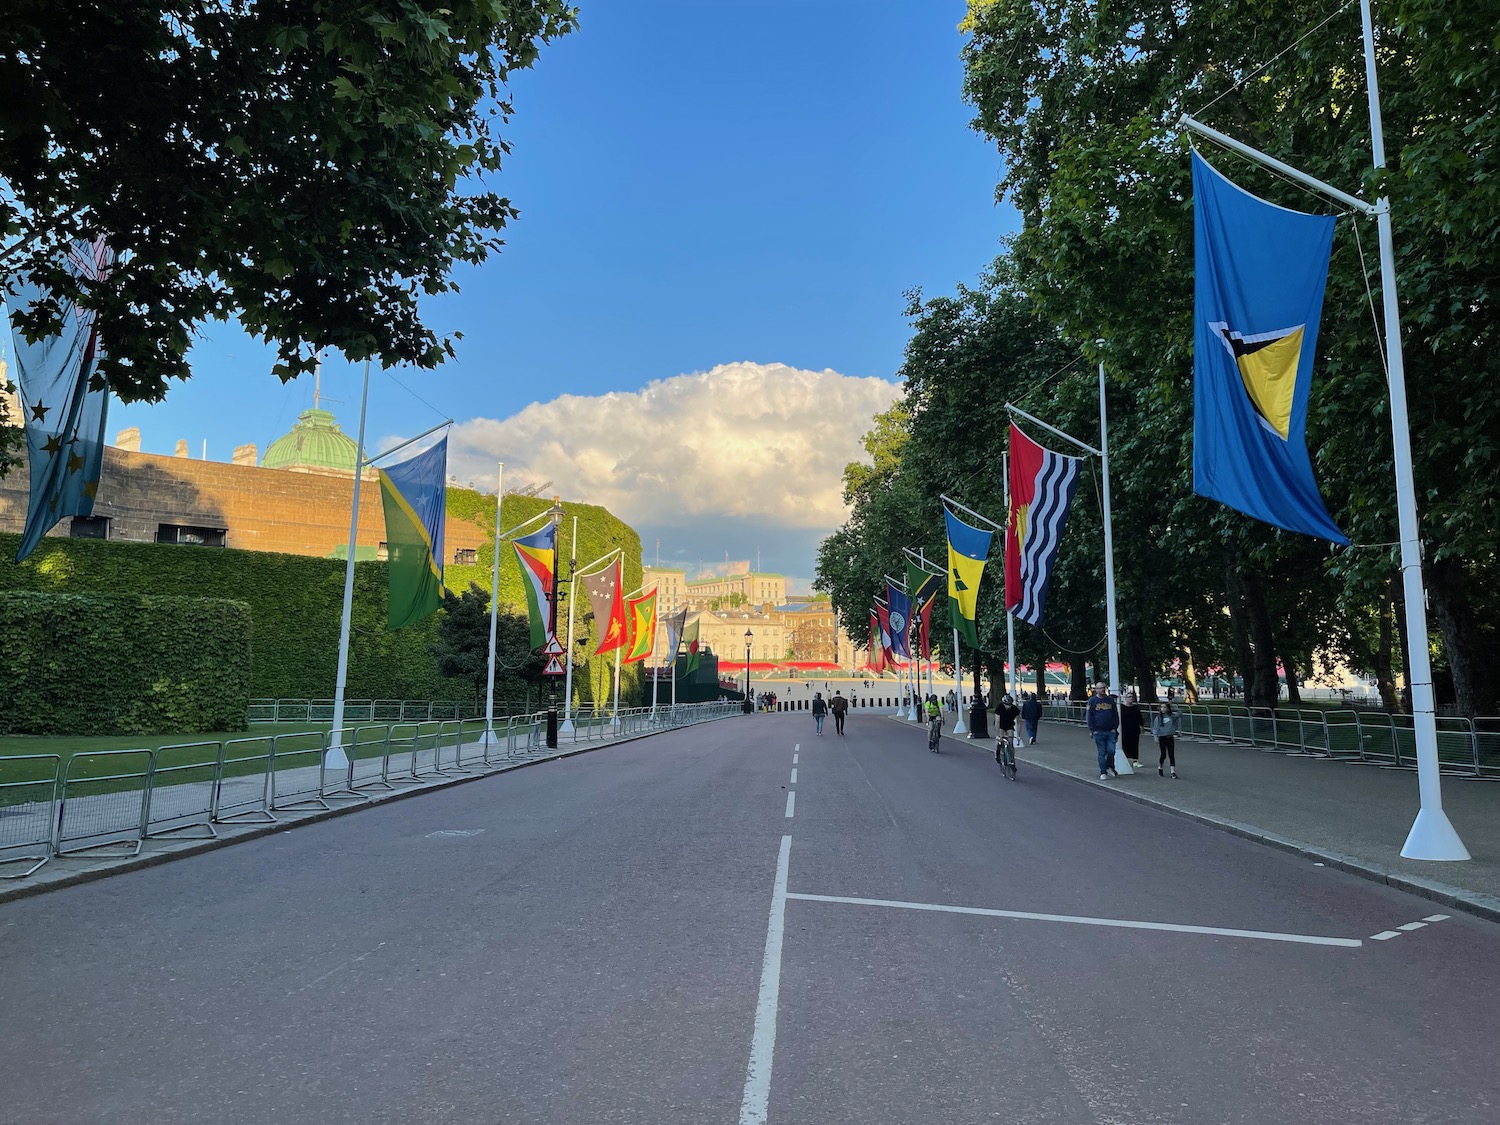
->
[1,712,1497,1124]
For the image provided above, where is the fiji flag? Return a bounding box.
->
[886,584,913,660]
[5,237,114,562]
[513,521,558,649]
[378,436,448,630]
[945,508,993,649]
[1192,149,1347,544]
[1006,424,1081,627]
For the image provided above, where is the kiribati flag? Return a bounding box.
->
[512,522,557,649]
[1192,148,1346,544]
[1005,424,1080,627]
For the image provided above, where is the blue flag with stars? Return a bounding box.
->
[5,238,114,562]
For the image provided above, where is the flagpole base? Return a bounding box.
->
[1113,746,1134,775]
[954,718,967,734]
[1400,807,1471,861]
[324,747,349,772]
[560,720,575,732]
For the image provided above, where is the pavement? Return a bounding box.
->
[1,710,1498,1124]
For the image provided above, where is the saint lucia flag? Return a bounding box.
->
[945,508,993,649]
[512,521,557,649]
[1192,149,1347,544]
[1005,424,1080,627]
[378,436,449,630]
[886,584,913,660]
[6,237,114,562]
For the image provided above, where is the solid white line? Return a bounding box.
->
[1397,921,1427,931]
[784,791,795,818]
[1422,914,1450,923]
[1370,930,1402,940]
[739,835,792,1125]
[785,893,1363,948]
[790,768,797,784]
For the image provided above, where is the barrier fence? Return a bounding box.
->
[1041,702,1499,778]
[0,701,739,880]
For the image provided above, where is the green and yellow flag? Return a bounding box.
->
[378,437,448,630]
[623,588,658,664]
[945,507,993,649]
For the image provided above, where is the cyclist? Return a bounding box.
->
[925,693,943,752]
[994,694,1020,779]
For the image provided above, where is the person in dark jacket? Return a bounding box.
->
[830,691,848,735]
[1086,682,1120,779]
[1152,702,1181,778]
[993,694,1020,763]
[1020,693,1043,744]
[1119,690,1145,767]
[811,692,827,736]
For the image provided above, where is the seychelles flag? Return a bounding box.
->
[512,521,557,649]
[1005,423,1080,627]
[1192,148,1346,544]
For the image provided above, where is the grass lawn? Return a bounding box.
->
[0,723,330,764]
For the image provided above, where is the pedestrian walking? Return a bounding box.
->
[812,692,827,736]
[1120,690,1145,767]
[1152,702,1180,778]
[1020,692,1043,744]
[830,691,848,735]
[1086,682,1121,779]
[994,694,1020,764]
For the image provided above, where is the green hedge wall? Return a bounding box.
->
[0,491,645,707]
[0,590,252,735]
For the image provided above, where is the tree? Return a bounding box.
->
[0,0,578,402]
[431,582,541,703]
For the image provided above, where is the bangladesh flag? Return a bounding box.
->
[683,618,701,674]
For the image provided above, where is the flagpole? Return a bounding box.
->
[327,359,371,771]
[1004,451,1017,705]
[561,515,578,732]
[484,461,504,745]
[1359,0,1467,860]
[612,641,622,727]
[952,626,967,735]
[651,617,660,717]
[545,497,563,749]
[1098,360,1121,697]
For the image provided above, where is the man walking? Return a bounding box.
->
[830,691,848,735]
[1020,692,1043,744]
[1086,681,1120,779]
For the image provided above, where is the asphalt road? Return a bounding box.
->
[1,711,1496,1124]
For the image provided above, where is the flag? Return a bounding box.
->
[683,617,702,674]
[583,557,628,654]
[886,583,913,659]
[867,610,887,673]
[5,237,113,562]
[663,607,688,667]
[1005,423,1081,627]
[874,599,896,664]
[378,436,448,630]
[1192,149,1347,544]
[623,587,658,664]
[906,561,941,612]
[918,596,934,660]
[512,521,557,649]
[945,507,994,648]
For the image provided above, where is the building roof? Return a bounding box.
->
[774,602,835,615]
[261,408,359,473]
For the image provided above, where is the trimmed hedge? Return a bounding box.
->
[0,590,252,735]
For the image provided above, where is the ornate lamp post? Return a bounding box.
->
[545,497,564,749]
[744,628,754,713]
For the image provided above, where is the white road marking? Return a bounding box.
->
[425,829,485,838]
[1371,931,1402,940]
[784,791,795,818]
[1397,921,1427,931]
[793,744,799,753]
[785,893,1363,948]
[739,835,792,1125]
[793,753,798,764]
[1422,914,1450,923]
[790,768,797,784]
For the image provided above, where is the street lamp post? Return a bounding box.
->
[744,628,754,713]
[545,497,564,749]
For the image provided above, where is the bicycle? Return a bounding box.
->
[927,714,942,752]
[996,733,1018,780]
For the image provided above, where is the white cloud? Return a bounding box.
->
[447,361,901,587]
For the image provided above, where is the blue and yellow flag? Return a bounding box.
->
[1192,149,1347,544]
[945,508,993,648]
[378,436,448,630]
[5,238,114,562]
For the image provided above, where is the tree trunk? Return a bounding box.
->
[1034,660,1047,700]
[1125,622,1159,705]
[1182,644,1199,705]
[1069,659,1089,702]
[1391,572,1412,714]
[1372,586,1398,712]
[1280,649,1302,706]
[1426,558,1496,717]
[1224,563,1257,705]
[1240,570,1280,711]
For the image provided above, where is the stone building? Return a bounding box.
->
[685,570,786,610]
[691,608,786,663]
[642,565,687,616]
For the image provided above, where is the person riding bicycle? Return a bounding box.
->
[925,694,943,751]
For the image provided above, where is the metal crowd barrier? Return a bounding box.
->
[247,698,486,724]
[0,755,62,878]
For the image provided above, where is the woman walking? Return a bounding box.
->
[1152,702,1180,778]
[812,692,827,736]
[1120,690,1145,768]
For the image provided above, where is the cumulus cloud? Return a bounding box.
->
[446,361,901,586]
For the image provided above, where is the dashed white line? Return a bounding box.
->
[1397,921,1427,931]
[1371,914,1451,941]
[1371,930,1402,941]
[793,753,798,764]
[785,893,1363,948]
[1423,914,1450,923]
[784,791,795,818]
[739,835,792,1125]
[790,768,797,784]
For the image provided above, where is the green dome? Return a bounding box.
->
[261,408,358,473]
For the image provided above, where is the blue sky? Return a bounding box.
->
[110,0,1020,589]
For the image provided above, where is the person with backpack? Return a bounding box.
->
[829,691,849,735]
[1152,701,1181,778]
[993,694,1021,764]
[1019,692,1043,744]
[811,692,828,736]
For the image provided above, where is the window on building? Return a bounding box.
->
[69,516,110,540]
[156,523,225,547]
[377,541,389,562]
[454,547,477,564]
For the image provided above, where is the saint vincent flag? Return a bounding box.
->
[6,237,114,562]
[512,522,557,649]
[867,610,887,673]
[945,507,993,648]
[583,557,628,654]
[1005,423,1080,627]
[1192,149,1347,544]
[623,588,658,664]
[378,436,448,630]
[683,617,702,674]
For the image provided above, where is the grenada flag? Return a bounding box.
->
[623,587,658,664]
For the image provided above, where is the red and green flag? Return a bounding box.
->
[623,588,658,664]
[583,557,627,654]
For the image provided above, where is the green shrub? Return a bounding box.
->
[0,590,251,735]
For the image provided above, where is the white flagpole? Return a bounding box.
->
[327,359,371,771]
[561,516,578,732]
[1099,359,1131,775]
[671,618,679,709]
[952,625,967,735]
[484,462,504,745]
[1004,451,1017,705]
[1359,0,1467,860]
[611,641,622,727]
[651,618,661,717]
